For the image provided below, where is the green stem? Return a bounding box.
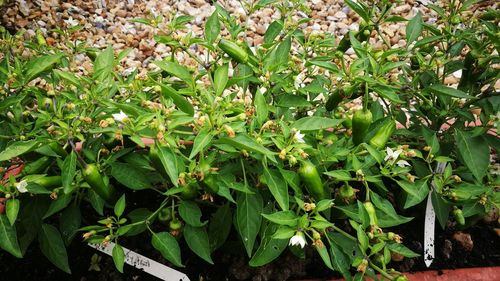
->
[369,261,395,280]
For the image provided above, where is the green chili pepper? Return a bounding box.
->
[83,164,115,202]
[48,142,67,157]
[298,161,326,201]
[325,89,345,111]
[369,118,396,149]
[22,156,51,175]
[338,184,356,203]
[180,183,199,200]
[453,208,465,226]
[352,109,373,145]
[158,208,172,224]
[218,39,249,64]
[32,176,62,188]
[363,201,378,226]
[395,275,409,281]
[202,174,219,194]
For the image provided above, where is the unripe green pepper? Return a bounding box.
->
[453,208,465,226]
[83,164,115,202]
[363,201,378,226]
[395,275,409,281]
[325,89,344,111]
[298,161,326,201]
[202,174,219,194]
[158,208,172,224]
[169,218,183,231]
[22,156,51,175]
[338,184,356,203]
[218,39,249,64]
[352,109,373,145]
[180,183,199,200]
[32,176,62,188]
[48,142,68,157]
[369,118,396,149]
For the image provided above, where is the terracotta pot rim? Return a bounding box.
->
[292,266,500,281]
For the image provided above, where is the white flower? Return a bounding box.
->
[384,147,402,162]
[112,111,129,123]
[289,232,307,248]
[396,160,411,167]
[64,17,79,27]
[293,129,305,143]
[15,180,28,193]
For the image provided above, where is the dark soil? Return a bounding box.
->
[1,178,498,281]
[0,219,498,281]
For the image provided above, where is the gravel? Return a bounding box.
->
[0,0,497,81]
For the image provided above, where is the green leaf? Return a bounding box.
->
[254,89,269,125]
[454,129,489,182]
[0,215,22,258]
[0,140,39,162]
[208,203,232,251]
[264,20,283,44]
[61,151,77,194]
[387,242,420,258]
[397,179,429,208]
[59,205,81,246]
[93,46,114,81]
[179,200,206,227]
[24,53,63,82]
[38,224,71,273]
[112,244,125,273]
[345,0,370,22]
[114,195,126,217]
[236,189,263,257]
[154,61,194,88]
[155,144,180,187]
[217,134,276,163]
[184,225,213,264]
[261,211,298,226]
[53,69,81,88]
[316,242,334,270]
[43,194,72,219]
[249,224,288,267]
[330,243,353,281]
[406,12,423,45]
[214,63,228,96]
[371,192,414,227]
[204,10,220,44]
[262,167,289,211]
[151,232,183,267]
[431,192,450,229]
[271,36,291,70]
[6,199,20,225]
[110,162,152,190]
[160,84,194,116]
[324,170,352,181]
[276,95,312,107]
[293,117,342,131]
[189,128,214,159]
[428,84,476,99]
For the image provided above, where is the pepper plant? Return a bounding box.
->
[0,0,498,280]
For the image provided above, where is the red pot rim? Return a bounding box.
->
[294,266,500,281]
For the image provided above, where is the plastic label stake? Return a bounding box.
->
[424,162,446,267]
[88,242,190,281]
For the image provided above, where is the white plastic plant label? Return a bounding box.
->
[424,162,447,267]
[88,242,190,281]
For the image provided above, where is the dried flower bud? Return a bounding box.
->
[303,202,316,212]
